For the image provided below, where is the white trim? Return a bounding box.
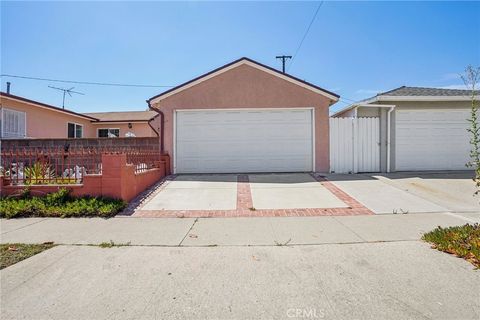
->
[175,107,314,112]
[173,107,315,174]
[2,96,95,121]
[330,95,474,117]
[67,122,84,138]
[150,59,339,104]
[97,128,120,138]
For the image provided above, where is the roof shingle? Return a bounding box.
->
[380,86,479,97]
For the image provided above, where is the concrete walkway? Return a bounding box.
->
[0,212,473,246]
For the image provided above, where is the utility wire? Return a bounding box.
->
[0,74,174,88]
[287,1,324,72]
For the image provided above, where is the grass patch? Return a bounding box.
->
[0,243,55,269]
[98,240,131,248]
[422,224,480,268]
[0,188,126,219]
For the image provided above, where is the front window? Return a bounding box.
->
[1,107,26,138]
[68,122,83,138]
[98,128,120,138]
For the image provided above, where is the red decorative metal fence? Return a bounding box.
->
[0,147,162,186]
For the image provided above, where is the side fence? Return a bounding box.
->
[330,117,380,174]
[0,145,170,201]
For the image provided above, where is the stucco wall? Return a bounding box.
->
[0,96,159,139]
[151,63,334,172]
[1,98,95,138]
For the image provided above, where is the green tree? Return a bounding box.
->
[462,66,480,195]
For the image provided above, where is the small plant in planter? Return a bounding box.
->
[24,162,55,185]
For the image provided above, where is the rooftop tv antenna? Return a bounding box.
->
[48,86,84,109]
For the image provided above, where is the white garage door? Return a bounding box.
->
[175,109,313,173]
[395,109,471,171]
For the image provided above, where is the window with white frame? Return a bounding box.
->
[98,128,120,138]
[1,107,26,138]
[67,122,83,138]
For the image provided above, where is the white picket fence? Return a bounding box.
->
[329,117,380,173]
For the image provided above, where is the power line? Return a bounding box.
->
[0,74,174,88]
[287,1,324,72]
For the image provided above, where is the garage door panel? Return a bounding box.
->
[395,109,471,171]
[175,109,313,173]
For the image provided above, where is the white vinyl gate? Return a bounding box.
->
[330,117,380,173]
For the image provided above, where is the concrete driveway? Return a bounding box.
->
[130,171,479,220]
[327,171,479,219]
[133,173,370,217]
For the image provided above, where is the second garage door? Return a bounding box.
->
[395,109,471,171]
[175,109,314,173]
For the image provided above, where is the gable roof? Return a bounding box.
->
[83,111,158,122]
[0,92,98,121]
[380,86,480,97]
[331,86,479,117]
[148,57,340,104]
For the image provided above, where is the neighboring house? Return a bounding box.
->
[0,92,159,139]
[83,111,160,138]
[148,57,339,174]
[331,86,479,172]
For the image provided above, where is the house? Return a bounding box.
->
[147,57,340,174]
[331,86,479,172]
[83,111,160,138]
[0,92,160,139]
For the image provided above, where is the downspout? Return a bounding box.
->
[386,105,396,173]
[352,106,359,173]
[146,100,164,153]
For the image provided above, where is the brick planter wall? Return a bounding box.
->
[0,153,168,202]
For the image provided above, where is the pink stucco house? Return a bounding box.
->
[0,92,160,139]
[147,57,339,174]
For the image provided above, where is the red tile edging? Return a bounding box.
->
[236,174,253,210]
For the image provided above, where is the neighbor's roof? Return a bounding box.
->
[148,57,340,104]
[0,92,98,121]
[83,111,158,122]
[331,86,479,117]
[380,86,480,97]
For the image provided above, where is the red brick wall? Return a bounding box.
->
[0,154,167,202]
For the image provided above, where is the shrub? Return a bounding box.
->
[0,188,126,218]
[422,224,480,268]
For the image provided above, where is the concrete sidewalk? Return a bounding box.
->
[0,212,473,246]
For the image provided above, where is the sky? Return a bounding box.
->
[1,1,479,114]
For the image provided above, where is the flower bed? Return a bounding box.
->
[422,224,480,268]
